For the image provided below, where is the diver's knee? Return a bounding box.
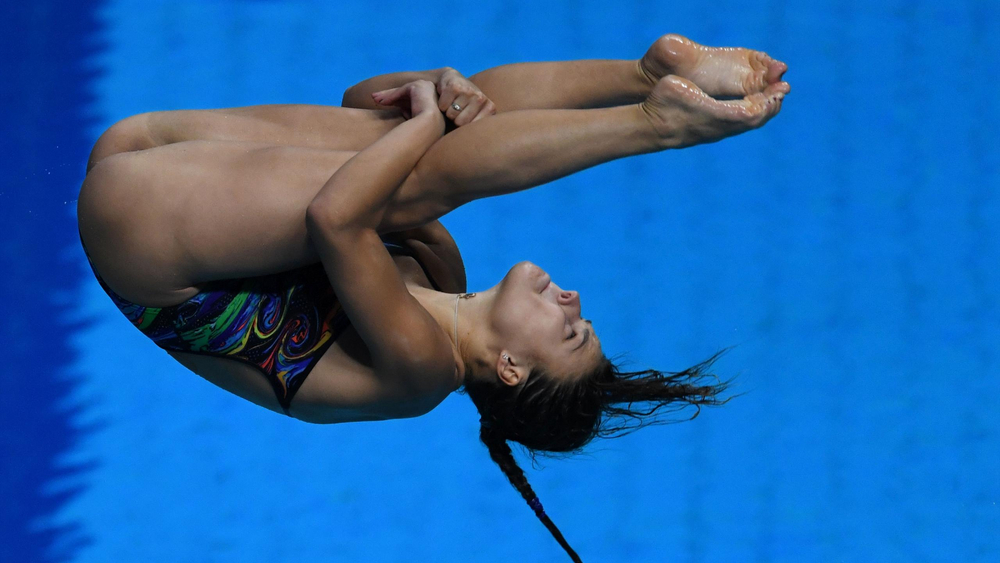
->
[87,113,155,173]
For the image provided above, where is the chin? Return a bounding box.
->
[503,261,549,294]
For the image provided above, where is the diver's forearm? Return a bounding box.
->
[310,111,446,230]
[342,68,453,110]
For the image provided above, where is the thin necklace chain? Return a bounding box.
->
[453,294,460,347]
[453,292,476,351]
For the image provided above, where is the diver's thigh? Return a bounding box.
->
[167,351,286,416]
[79,141,357,304]
[148,105,404,151]
[141,140,358,281]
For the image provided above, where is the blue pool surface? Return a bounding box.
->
[2,1,998,561]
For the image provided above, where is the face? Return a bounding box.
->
[486,261,603,384]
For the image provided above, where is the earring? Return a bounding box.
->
[503,354,509,361]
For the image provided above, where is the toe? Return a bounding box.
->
[762,83,788,119]
[766,60,788,84]
[746,51,776,94]
[738,84,788,125]
[764,80,791,96]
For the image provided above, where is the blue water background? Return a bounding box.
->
[2,1,997,561]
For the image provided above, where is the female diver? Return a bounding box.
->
[77,34,790,562]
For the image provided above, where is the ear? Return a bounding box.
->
[496,351,527,387]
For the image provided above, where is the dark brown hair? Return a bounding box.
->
[459,347,738,562]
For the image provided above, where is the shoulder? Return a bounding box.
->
[369,330,457,418]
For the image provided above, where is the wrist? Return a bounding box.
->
[415,108,446,131]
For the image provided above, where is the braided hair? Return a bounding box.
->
[480,421,582,562]
[461,347,737,562]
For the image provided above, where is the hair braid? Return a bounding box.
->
[480,424,583,563]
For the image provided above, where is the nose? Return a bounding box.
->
[558,290,581,316]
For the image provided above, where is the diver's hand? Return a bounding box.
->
[435,68,497,126]
[372,80,441,120]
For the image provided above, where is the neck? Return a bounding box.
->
[409,285,495,391]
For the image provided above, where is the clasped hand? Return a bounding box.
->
[372,68,497,126]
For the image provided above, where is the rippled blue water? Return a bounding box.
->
[3,1,998,561]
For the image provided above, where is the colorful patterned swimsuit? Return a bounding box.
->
[81,235,442,415]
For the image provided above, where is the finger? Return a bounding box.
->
[372,87,399,103]
[470,109,491,124]
[372,87,405,106]
[454,97,484,126]
[438,88,458,113]
[471,101,497,123]
[444,96,468,121]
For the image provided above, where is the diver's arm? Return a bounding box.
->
[311,99,444,229]
[307,83,454,402]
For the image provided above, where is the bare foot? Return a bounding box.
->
[640,34,788,99]
[640,74,789,149]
